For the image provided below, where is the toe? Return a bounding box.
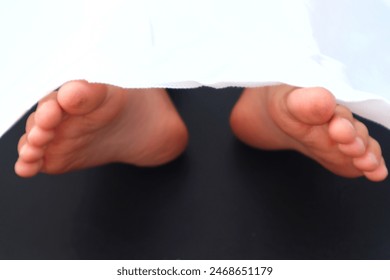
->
[329,116,356,144]
[19,144,45,163]
[286,87,336,125]
[364,158,388,182]
[353,138,382,171]
[18,134,28,153]
[338,137,365,157]
[57,80,108,115]
[353,119,370,146]
[25,112,36,134]
[35,97,63,130]
[14,159,43,178]
[338,119,371,157]
[333,104,354,122]
[27,126,55,147]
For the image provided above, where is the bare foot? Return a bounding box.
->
[15,80,188,177]
[230,85,388,182]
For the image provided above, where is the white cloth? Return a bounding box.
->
[1,0,389,137]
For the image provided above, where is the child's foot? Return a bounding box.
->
[230,85,388,182]
[15,80,188,177]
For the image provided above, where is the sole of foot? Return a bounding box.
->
[15,80,189,177]
[230,85,388,182]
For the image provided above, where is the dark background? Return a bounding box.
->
[1,87,389,259]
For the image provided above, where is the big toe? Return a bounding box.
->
[57,80,109,115]
[286,87,336,125]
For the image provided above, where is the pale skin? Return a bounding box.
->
[15,80,388,181]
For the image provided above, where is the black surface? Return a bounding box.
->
[0,87,389,260]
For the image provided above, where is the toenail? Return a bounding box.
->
[27,127,54,147]
[355,137,365,153]
[368,152,379,167]
[342,118,355,132]
[28,127,39,141]
[20,145,27,157]
[330,117,357,144]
